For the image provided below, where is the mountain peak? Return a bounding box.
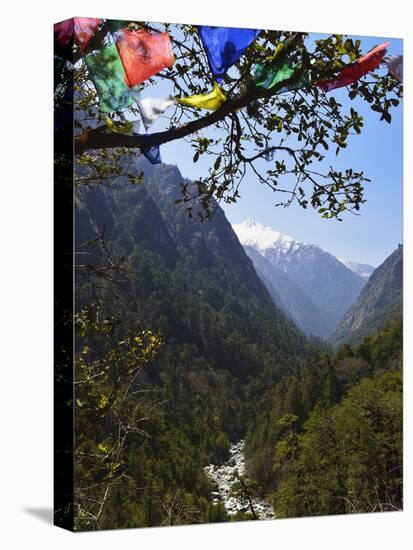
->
[337,258,375,280]
[233,219,298,253]
[233,218,366,327]
[243,217,257,228]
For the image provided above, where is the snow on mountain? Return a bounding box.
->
[233,218,300,255]
[338,259,375,280]
[233,219,367,330]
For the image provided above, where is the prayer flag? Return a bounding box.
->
[316,42,389,92]
[254,60,295,89]
[54,20,74,49]
[54,18,101,52]
[137,97,176,129]
[113,29,175,87]
[140,137,162,164]
[105,117,135,135]
[176,82,226,111]
[84,44,135,113]
[198,26,261,82]
[74,18,101,51]
[254,60,311,92]
[385,55,403,82]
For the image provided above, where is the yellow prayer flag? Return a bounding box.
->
[106,116,134,135]
[176,82,226,111]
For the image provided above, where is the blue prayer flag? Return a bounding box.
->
[198,26,261,82]
[140,136,162,165]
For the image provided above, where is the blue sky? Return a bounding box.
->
[149,31,403,267]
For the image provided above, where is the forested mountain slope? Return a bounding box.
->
[331,245,403,347]
[245,317,402,516]
[74,160,313,529]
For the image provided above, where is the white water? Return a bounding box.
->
[205,440,275,519]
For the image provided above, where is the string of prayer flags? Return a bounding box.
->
[198,26,261,82]
[54,18,101,52]
[176,81,227,111]
[113,29,175,87]
[316,41,389,92]
[385,55,403,82]
[84,44,135,113]
[136,97,176,129]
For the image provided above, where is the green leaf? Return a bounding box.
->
[383,111,392,124]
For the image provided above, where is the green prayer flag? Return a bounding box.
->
[84,44,134,113]
[254,60,311,92]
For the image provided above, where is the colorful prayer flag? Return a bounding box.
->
[316,42,390,92]
[385,55,403,82]
[105,117,135,135]
[176,82,227,111]
[113,29,175,87]
[198,26,261,82]
[140,137,162,164]
[136,97,176,129]
[54,20,74,49]
[254,60,311,93]
[84,44,135,113]
[74,18,101,51]
[54,18,101,52]
[254,60,295,89]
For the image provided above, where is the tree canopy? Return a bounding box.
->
[54,21,402,220]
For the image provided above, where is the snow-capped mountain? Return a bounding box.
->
[233,218,301,258]
[233,219,367,331]
[338,259,375,280]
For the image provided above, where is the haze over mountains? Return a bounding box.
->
[233,219,370,338]
[242,244,336,338]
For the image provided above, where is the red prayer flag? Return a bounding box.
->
[113,29,175,87]
[54,18,101,52]
[54,19,74,48]
[74,18,101,51]
[316,42,389,92]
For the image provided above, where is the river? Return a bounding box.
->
[205,440,276,520]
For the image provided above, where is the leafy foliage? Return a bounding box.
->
[57,22,402,219]
[245,317,402,515]
[73,166,316,529]
[74,304,163,529]
[275,370,402,516]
